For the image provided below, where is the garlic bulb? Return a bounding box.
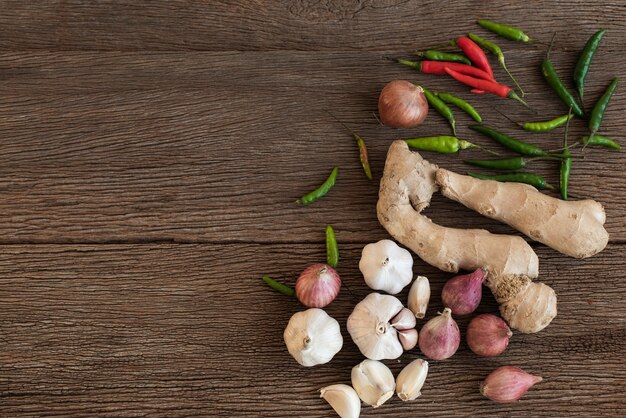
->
[351,360,395,408]
[283,308,342,367]
[347,292,404,360]
[396,359,429,401]
[320,384,361,418]
[359,239,413,294]
[408,276,430,318]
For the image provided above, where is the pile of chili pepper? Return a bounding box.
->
[393,20,620,199]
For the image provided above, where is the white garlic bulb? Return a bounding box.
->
[359,239,413,294]
[351,359,395,408]
[396,359,429,401]
[408,276,430,318]
[320,384,361,418]
[347,293,404,360]
[283,308,343,367]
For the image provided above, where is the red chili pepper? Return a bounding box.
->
[471,89,486,94]
[445,67,508,96]
[445,68,528,107]
[456,36,495,80]
[420,61,493,80]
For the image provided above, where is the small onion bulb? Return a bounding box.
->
[295,263,341,308]
[378,80,429,128]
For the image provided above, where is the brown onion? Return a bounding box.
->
[418,308,460,360]
[295,263,341,308]
[467,314,512,357]
[481,366,542,403]
[378,80,429,128]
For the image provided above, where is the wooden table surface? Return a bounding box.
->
[1,1,625,416]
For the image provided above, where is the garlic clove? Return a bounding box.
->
[396,359,429,401]
[398,328,418,351]
[408,276,430,318]
[481,366,543,403]
[283,308,343,367]
[351,359,395,408]
[320,384,361,418]
[347,292,404,360]
[390,308,416,330]
[359,239,413,295]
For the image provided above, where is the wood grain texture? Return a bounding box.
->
[0,49,624,243]
[0,0,625,52]
[0,1,624,416]
[1,244,625,417]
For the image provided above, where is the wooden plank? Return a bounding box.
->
[0,50,624,243]
[0,1,624,52]
[0,243,624,416]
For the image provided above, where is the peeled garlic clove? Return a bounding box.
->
[351,359,395,408]
[283,308,343,367]
[390,308,416,330]
[320,384,361,418]
[481,366,543,403]
[398,328,418,350]
[347,292,404,360]
[396,359,429,401]
[408,276,430,318]
[359,239,413,294]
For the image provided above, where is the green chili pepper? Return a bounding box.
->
[436,92,482,123]
[464,156,557,170]
[560,108,573,200]
[574,30,606,100]
[469,125,549,157]
[588,78,618,140]
[295,167,338,205]
[405,136,477,153]
[559,155,572,200]
[262,276,295,297]
[355,133,373,180]
[325,225,339,268]
[477,20,533,43]
[541,38,585,118]
[422,88,456,136]
[580,134,621,150]
[468,172,554,190]
[414,50,471,65]
[397,58,422,71]
[521,113,574,132]
[326,113,373,180]
[468,32,524,96]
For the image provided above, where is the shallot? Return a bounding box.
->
[467,314,512,357]
[418,308,460,360]
[441,268,485,315]
[295,263,341,308]
[481,366,543,403]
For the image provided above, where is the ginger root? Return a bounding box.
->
[436,168,608,258]
[377,141,556,333]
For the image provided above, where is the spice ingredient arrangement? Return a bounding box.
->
[263,21,618,417]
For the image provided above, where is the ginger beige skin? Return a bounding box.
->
[436,168,608,258]
[377,141,556,333]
